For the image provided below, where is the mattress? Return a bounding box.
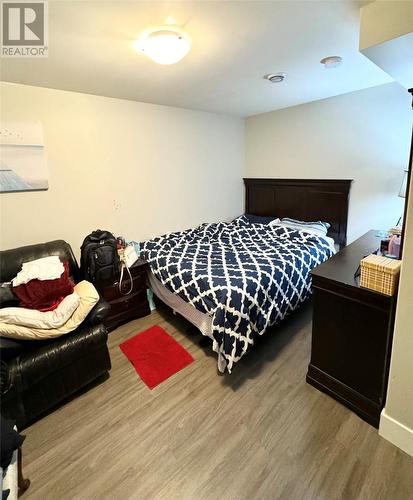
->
[143,216,335,373]
[148,272,213,337]
[148,272,228,371]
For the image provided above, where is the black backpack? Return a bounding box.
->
[80,230,120,286]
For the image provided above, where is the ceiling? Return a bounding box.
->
[1,0,393,117]
[361,33,413,90]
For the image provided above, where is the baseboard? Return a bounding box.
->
[379,408,413,457]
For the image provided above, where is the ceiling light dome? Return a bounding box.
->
[135,26,190,65]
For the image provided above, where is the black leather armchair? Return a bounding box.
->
[0,240,111,429]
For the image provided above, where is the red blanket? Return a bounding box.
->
[13,261,74,310]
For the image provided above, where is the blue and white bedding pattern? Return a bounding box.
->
[142,216,335,373]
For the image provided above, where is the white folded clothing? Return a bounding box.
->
[0,292,80,329]
[12,255,65,286]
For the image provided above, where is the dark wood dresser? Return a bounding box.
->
[307,230,397,428]
[99,259,151,331]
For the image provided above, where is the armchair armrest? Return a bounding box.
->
[85,298,111,326]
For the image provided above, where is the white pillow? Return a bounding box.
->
[0,281,99,340]
[0,292,80,329]
[270,220,328,238]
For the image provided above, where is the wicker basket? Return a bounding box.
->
[360,254,401,296]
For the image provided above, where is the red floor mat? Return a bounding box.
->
[119,325,194,389]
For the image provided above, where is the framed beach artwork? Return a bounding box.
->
[0,121,48,193]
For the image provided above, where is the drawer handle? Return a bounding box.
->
[121,281,133,292]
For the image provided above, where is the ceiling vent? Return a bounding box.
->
[264,73,286,83]
[320,56,343,69]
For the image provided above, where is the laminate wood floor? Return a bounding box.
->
[22,303,413,500]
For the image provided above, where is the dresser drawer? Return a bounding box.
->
[102,271,146,301]
[108,290,146,316]
[104,289,151,331]
[96,259,150,331]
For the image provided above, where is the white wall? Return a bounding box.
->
[359,0,413,50]
[380,169,413,457]
[360,0,413,459]
[245,82,411,243]
[0,82,244,257]
[360,1,413,90]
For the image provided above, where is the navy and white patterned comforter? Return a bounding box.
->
[142,216,335,372]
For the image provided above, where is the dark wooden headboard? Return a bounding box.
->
[244,178,352,248]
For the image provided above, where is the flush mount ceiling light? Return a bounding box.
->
[263,73,286,83]
[134,26,190,65]
[320,56,343,69]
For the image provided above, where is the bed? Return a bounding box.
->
[143,178,352,373]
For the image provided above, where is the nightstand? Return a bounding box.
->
[306,230,397,428]
[99,258,151,331]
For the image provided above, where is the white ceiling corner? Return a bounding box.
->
[1,0,393,117]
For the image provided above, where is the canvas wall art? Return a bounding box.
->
[0,121,48,193]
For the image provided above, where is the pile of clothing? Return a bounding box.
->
[0,256,99,340]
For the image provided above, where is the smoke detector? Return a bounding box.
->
[264,73,286,83]
[320,56,343,69]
